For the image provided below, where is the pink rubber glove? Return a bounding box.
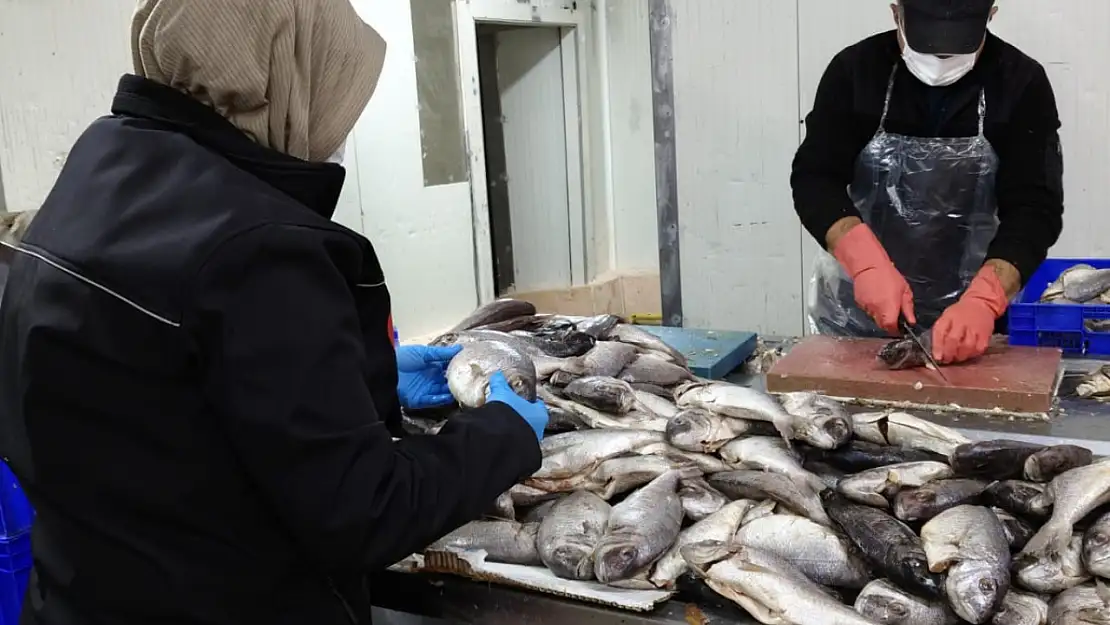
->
[833,224,916,335]
[933,267,1009,364]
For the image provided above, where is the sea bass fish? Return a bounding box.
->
[690,545,878,625]
[604,324,689,366]
[527,454,700,500]
[920,506,1011,624]
[878,330,936,370]
[1022,460,1110,558]
[981,481,1052,521]
[678,477,730,522]
[619,353,694,386]
[675,382,793,438]
[563,376,638,413]
[719,436,828,492]
[1062,267,1110,302]
[1083,511,1110,578]
[1047,584,1110,625]
[427,520,541,565]
[951,440,1045,480]
[649,499,755,589]
[446,340,537,408]
[594,470,684,585]
[532,430,665,480]
[822,489,944,600]
[851,411,971,458]
[665,409,769,453]
[1023,445,1094,483]
[854,579,958,625]
[893,479,990,523]
[450,298,536,332]
[733,514,871,589]
[577,340,640,378]
[805,440,944,473]
[1015,533,1091,594]
[536,491,611,580]
[837,461,955,508]
[710,470,831,526]
[778,392,854,450]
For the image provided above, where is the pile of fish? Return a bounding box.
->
[1039,264,1110,306]
[415,299,1110,625]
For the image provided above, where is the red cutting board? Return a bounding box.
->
[765,336,1061,413]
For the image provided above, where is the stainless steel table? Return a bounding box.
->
[372,345,1110,625]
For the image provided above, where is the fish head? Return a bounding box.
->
[665,411,715,449]
[855,593,911,625]
[893,487,937,520]
[902,554,944,598]
[877,337,915,368]
[946,561,1009,624]
[1084,528,1110,571]
[799,415,853,450]
[595,542,643,583]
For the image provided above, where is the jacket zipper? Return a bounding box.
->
[328,577,359,625]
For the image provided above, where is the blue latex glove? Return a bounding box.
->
[396,344,463,410]
[487,371,549,441]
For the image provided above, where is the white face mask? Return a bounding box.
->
[899,25,978,87]
[325,139,347,166]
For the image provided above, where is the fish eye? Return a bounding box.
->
[978,578,995,592]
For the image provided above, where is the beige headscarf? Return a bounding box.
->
[131,0,386,162]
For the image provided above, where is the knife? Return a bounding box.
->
[900,319,950,385]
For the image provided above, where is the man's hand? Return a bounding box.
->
[396,344,463,410]
[933,266,1010,364]
[830,221,916,334]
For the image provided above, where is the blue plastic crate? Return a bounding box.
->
[0,535,30,625]
[0,464,32,541]
[1009,258,1110,356]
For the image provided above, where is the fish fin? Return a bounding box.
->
[1020,521,1067,558]
[734,560,776,575]
[680,540,734,575]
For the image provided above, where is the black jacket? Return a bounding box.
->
[0,76,541,625]
[792,31,1064,283]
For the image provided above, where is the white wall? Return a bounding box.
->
[642,0,1110,335]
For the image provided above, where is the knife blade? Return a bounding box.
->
[900,319,950,385]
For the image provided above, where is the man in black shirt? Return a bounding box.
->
[793,0,1063,364]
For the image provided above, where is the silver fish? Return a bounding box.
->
[538,387,668,432]
[709,470,831,526]
[1047,584,1110,625]
[604,324,689,366]
[634,390,679,419]
[577,340,640,378]
[508,483,561,508]
[893,479,990,523]
[449,298,537,332]
[741,500,778,525]
[992,591,1048,625]
[1039,264,1095,303]
[719,436,828,493]
[446,341,537,408]
[838,461,955,508]
[1076,364,1110,399]
[528,455,700,500]
[1084,511,1110,578]
[692,545,879,625]
[636,442,734,474]
[649,499,755,589]
[619,353,694,386]
[779,392,854,450]
[1023,445,1094,483]
[532,430,665,480]
[675,382,794,441]
[594,470,684,584]
[920,505,1011,624]
[536,491,611,580]
[851,412,971,457]
[665,409,775,453]
[427,520,541,565]
[1063,267,1110,302]
[1015,533,1091,594]
[563,376,638,413]
[854,579,958,625]
[1023,460,1110,558]
[733,514,871,589]
[678,477,730,522]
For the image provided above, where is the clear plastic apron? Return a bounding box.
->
[808,65,1000,337]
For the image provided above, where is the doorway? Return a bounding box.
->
[455,2,590,303]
